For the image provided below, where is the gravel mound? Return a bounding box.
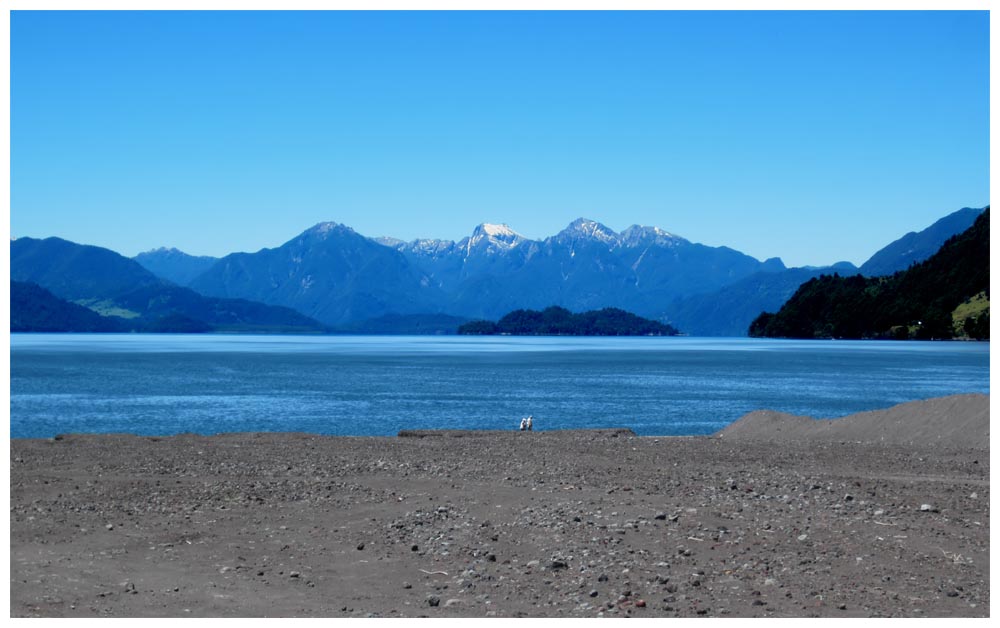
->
[716,394,989,449]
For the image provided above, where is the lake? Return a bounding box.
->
[9,334,990,438]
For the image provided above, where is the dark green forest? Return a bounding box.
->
[11,281,129,332]
[11,280,317,334]
[749,208,989,340]
[458,306,680,336]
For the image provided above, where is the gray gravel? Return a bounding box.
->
[10,399,990,618]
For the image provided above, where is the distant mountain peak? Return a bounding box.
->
[138,246,196,257]
[558,218,619,244]
[307,221,353,239]
[466,222,526,254]
[619,224,685,247]
[473,222,521,239]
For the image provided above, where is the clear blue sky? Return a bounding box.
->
[10,10,989,268]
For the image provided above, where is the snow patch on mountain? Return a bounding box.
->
[465,223,526,256]
[559,218,619,245]
[308,222,345,239]
[372,236,405,248]
[619,224,686,248]
[409,239,458,255]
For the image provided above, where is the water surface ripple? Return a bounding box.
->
[10,334,989,438]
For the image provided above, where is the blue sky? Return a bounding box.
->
[10,10,989,267]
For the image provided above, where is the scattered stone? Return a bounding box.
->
[10,409,990,619]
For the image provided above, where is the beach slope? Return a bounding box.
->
[10,395,989,617]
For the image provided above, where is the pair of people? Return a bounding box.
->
[519,415,534,431]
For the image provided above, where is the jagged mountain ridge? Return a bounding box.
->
[186,208,982,332]
[374,218,786,321]
[187,217,786,326]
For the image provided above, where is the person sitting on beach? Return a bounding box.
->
[526,415,533,431]
[519,417,527,431]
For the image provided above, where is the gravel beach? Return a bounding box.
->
[10,394,989,618]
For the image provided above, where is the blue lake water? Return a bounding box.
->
[9,334,990,438]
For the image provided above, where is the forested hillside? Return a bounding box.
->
[749,209,989,340]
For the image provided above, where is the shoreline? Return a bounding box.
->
[13,392,989,448]
[11,395,989,618]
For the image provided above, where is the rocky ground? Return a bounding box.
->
[10,396,990,618]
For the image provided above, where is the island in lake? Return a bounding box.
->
[457,306,680,336]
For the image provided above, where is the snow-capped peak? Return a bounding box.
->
[459,222,527,258]
[476,223,521,239]
[467,222,525,252]
[558,218,619,244]
[619,224,685,247]
[304,221,358,241]
[311,221,340,234]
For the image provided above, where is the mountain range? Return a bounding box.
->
[11,237,326,333]
[12,206,985,335]
[179,218,789,329]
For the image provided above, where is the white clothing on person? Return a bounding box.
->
[526,416,533,431]
[519,418,527,431]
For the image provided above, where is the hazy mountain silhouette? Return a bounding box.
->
[134,247,219,286]
[11,237,326,332]
[859,207,986,276]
